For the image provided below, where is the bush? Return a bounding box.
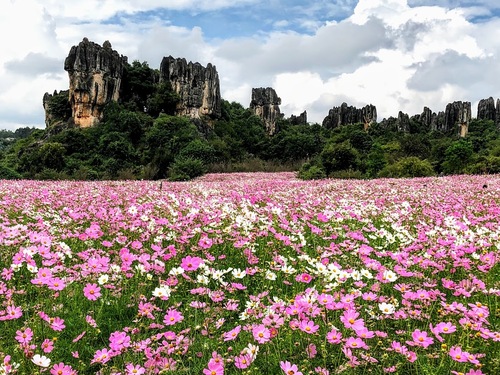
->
[378,157,436,178]
[168,157,206,181]
[0,165,22,179]
[329,169,365,179]
[297,163,326,180]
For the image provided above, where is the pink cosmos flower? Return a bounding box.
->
[345,337,369,349]
[41,339,54,353]
[50,317,66,331]
[125,363,146,375]
[295,273,313,283]
[83,283,101,301]
[198,236,213,249]
[299,319,319,334]
[326,329,342,344]
[280,361,303,375]
[91,348,112,364]
[15,328,33,344]
[0,305,22,320]
[109,331,131,351]
[407,329,433,348]
[180,255,203,271]
[252,324,271,344]
[47,277,66,291]
[307,343,317,358]
[50,362,75,375]
[163,309,184,326]
[430,321,456,342]
[340,309,365,331]
[223,325,241,341]
[234,353,252,369]
[449,346,469,363]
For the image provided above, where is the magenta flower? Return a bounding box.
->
[83,283,101,301]
[252,324,271,344]
[299,319,319,334]
[41,338,54,353]
[198,236,213,249]
[326,329,342,344]
[91,348,112,364]
[407,329,433,348]
[223,325,241,341]
[109,331,131,351]
[50,362,74,375]
[15,327,33,344]
[234,353,252,369]
[449,346,469,363]
[125,363,146,375]
[295,273,313,283]
[340,309,365,331]
[163,309,184,326]
[345,337,369,349]
[280,361,303,375]
[180,255,204,271]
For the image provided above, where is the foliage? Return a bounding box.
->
[297,162,326,180]
[168,156,206,181]
[378,156,436,178]
[441,139,475,175]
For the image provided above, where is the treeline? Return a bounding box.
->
[0,61,499,181]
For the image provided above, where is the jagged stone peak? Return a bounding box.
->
[249,87,282,135]
[159,55,221,120]
[322,102,377,129]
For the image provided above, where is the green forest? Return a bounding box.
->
[1,60,500,181]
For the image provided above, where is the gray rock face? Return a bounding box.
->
[477,97,496,122]
[397,111,410,132]
[249,87,282,135]
[159,56,221,120]
[64,38,127,127]
[289,111,307,125]
[322,102,377,129]
[444,101,471,136]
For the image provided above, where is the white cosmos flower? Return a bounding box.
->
[152,285,171,299]
[197,274,209,285]
[265,270,277,281]
[31,354,51,367]
[169,267,184,276]
[382,270,398,282]
[98,274,109,285]
[378,302,396,315]
[232,268,246,279]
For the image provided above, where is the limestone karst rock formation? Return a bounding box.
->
[444,101,471,137]
[477,97,496,122]
[64,38,127,128]
[159,56,221,120]
[249,87,283,135]
[322,102,377,130]
[289,111,308,125]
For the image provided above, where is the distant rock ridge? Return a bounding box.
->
[159,56,221,120]
[64,38,127,128]
[249,87,283,135]
[322,102,377,130]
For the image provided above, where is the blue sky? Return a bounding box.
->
[2,0,500,130]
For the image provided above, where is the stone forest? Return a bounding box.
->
[1,38,500,180]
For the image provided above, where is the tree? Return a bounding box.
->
[441,139,474,174]
[320,141,360,175]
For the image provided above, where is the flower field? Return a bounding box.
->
[0,172,499,375]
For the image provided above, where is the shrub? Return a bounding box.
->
[0,165,22,179]
[378,157,436,178]
[297,164,326,180]
[168,157,206,181]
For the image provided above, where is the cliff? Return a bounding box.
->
[64,38,127,128]
[249,87,283,135]
[159,56,221,120]
[322,102,377,130]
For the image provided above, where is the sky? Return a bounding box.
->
[2,0,500,131]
